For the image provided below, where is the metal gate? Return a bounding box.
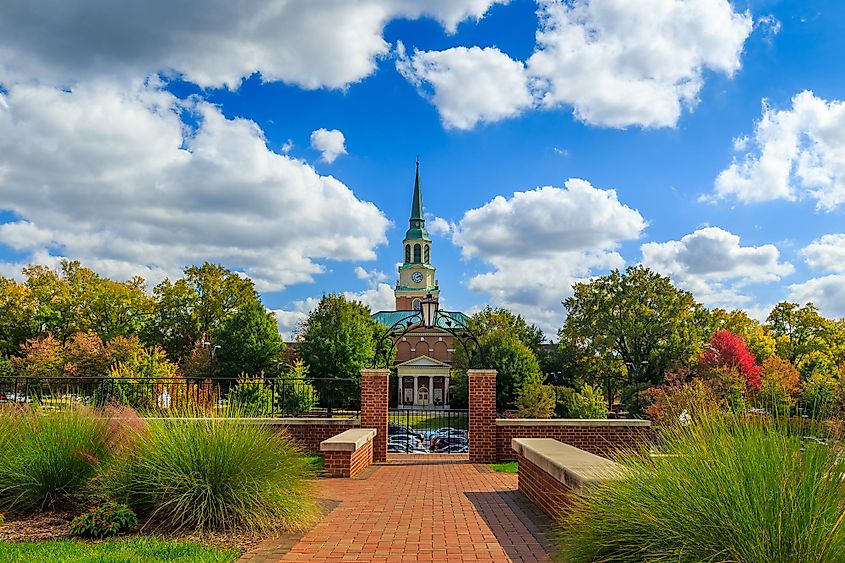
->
[387,408,469,454]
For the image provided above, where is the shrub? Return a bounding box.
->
[515,374,556,418]
[70,502,138,538]
[568,383,606,419]
[645,371,722,426]
[276,377,318,415]
[0,407,113,513]
[803,373,840,420]
[757,356,801,416]
[98,413,317,532]
[558,413,845,562]
[227,374,274,416]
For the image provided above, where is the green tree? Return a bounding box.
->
[468,306,545,354]
[765,302,832,365]
[515,372,556,418]
[561,266,708,414]
[215,299,285,379]
[469,328,542,412]
[568,383,608,419]
[297,294,382,410]
[0,277,37,356]
[144,263,259,362]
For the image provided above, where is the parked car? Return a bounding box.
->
[387,442,428,454]
[438,444,468,454]
[431,436,468,451]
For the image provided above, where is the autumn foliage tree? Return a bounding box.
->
[701,330,762,391]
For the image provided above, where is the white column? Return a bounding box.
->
[413,376,419,406]
[445,376,450,405]
[398,376,403,405]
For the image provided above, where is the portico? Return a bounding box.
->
[396,355,451,407]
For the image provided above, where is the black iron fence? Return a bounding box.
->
[388,408,469,454]
[0,376,360,418]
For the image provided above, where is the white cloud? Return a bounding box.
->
[802,234,845,273]
[712,91,845,210]
[0,82,389,291]
[397,44,533,129]
[398,0,752,129]
[310,128,347,163]
[354,266,388,283]
[641,227,794,307]
[788,275,845,318]
[344,283,396,312]
[426,215,454,237]
[452,178,646,334]
[0,0,506,89]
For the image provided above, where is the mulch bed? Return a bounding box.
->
[0,511,274,554]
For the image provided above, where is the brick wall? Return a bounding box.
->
[274,421,360,454]
[323,439,373,478]
[497,421,654,461]
[468,369,497,463]
[360,369,389,462]
[516,453,574,520]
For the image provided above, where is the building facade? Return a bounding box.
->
[372,162,467,408]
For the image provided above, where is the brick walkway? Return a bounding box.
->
[241,461,555,562]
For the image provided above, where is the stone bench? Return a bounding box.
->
[512,437,626,518]
[320,428,377,478]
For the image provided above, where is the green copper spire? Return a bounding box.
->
[404,158,430,242]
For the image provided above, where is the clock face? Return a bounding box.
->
[411,272,423,283]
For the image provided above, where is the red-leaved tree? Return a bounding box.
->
[701,330,762,391]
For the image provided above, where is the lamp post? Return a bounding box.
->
[202,340,221,378]
[420,294,438,328]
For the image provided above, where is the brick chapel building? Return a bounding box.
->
[372,163,467,408]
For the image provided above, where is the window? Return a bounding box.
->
[413,243,421,263]
[405,244,411,263]
[412,298,421,310]
[424,245,430,263]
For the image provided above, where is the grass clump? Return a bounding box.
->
[99,413,318,533]
[558,413,845,562]
[0,407,113,514]
[490,461,518,473]
[0,537,239,562]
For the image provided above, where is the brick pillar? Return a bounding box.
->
[468,369,497,463]
[360,368,389,462]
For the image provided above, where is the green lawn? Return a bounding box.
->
[489,460,518,473]
[393,413,469,431]
[304,455,325,474]
[0,538,239,563]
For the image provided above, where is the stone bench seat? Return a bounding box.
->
[512,437,626,518]
[321,428,377,478]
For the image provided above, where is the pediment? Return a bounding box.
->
[396,355,450,368]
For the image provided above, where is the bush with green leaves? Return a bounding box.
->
[98,413,317,532]
[0,407,113,513]
[802,373,840,419]
[227,374,274,416]
[558,413,845,562]
[515,373,556,418]
[70,502,137,538]
[567,383,607,419]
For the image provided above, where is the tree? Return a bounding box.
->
[468,328,542,412]
[561,266,707,413]
[700,330,762,391]
[297,294,381,409]
[468,306,545,354]
[757,357,800,416]
[144,262,259,362]
[707,308,776,362]
[214,299,285,379]
[567,383,607,419]
[766,302,832,365]
[0,277,37,356]
[515,372,556,418]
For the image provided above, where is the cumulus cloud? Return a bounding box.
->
[788,275,845,318]
[310,128,347,163]
[452,178,646,334]
[0,82,389,290]
[398,0,752,129]
[426,215,454,237]
[802,234,845,273]
[397,44,533,129]
[0,0,505,89]
[641,227,794,307]
[712,91,845,210]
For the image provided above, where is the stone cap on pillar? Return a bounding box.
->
[360,368,390,377]
[467,369,497,377]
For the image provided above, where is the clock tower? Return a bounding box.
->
[396,160,439,310]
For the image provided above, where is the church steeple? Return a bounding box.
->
[404,159,430,243]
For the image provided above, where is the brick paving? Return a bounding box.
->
[240,461,555,562]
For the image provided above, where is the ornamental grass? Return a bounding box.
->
[97,407,318,533]
[558,412,845,563]
[0,406,113,513]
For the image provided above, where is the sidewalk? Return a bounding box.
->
[241,461,555,562]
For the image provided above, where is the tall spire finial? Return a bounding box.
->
[410,158,423,222]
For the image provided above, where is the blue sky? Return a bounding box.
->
[1,0,844,339]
